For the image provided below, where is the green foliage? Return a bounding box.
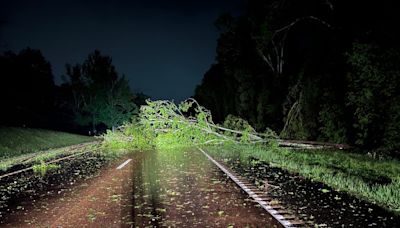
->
[222,115,260,143]
[102,124,155,155]
[98,76,138,131]
[32,161,60,176]
[102,99,277,153]
[223,114,254,133]
[139,99,224,149]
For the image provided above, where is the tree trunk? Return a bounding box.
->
[92,114,96,135]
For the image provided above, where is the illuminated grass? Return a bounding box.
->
[206,144,400,214]
[32,161,60,176]
[0,140,100,172]
[0,127,95,159]
[101,125,155,155]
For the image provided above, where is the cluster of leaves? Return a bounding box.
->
[222,114,277,143]
[102,123,155,155]
[139,99,235,149]
[102,99,277,152]
[223,114,255,133]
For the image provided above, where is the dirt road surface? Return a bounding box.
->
[2,149,281,227]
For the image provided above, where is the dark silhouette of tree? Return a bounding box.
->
[133,92,150,106]
[194,64,236,123]
[64,50,137,133]
[0,48,55,127]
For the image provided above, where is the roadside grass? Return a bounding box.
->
[0,140,100,172]
[32,161,60,176]
[0,127,95,159]
[206,143,400,214]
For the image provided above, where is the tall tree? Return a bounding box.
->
[98,76,137,132]
[65,50,137,133]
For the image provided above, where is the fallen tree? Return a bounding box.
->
[137,98,278,147]
[103,98,349,150]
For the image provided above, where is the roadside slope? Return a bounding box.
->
[0,127,95,159]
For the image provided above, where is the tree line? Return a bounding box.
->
[194,0,400,157]
[0,48,147,134]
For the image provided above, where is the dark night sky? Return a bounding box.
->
[0,0,241,101]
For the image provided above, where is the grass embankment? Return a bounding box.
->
[0,127,97,172]
[206,143,400,214]
[0,127,95,159]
